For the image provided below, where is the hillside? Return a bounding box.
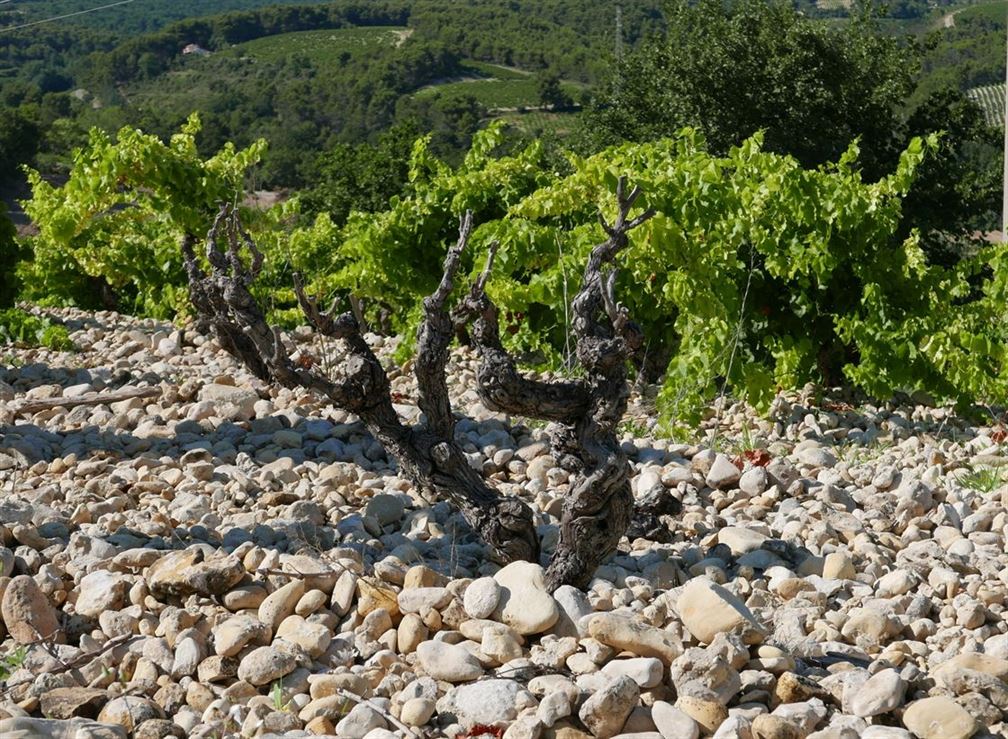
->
[0,0,333,33]
[40,0,612,188]
[916,0,1007,103]
[413,63,583,111]
[74,23,584,186]
[0,0,1002,223]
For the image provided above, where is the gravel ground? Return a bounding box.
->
[0,308,1007,739]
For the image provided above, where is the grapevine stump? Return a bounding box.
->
[183,179,674,590]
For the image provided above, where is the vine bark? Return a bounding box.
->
[184,180,676,590]
[454,177,664,589]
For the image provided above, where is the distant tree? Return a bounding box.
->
[0,203,19,308]
[582,0,913,176]
[137,52,162,79]
[0,108,40,182]
[301,119,421,224]
[581,0,1000,253]
[397,91,486,159]
[901,87,1001,264]
[536,71,573,110]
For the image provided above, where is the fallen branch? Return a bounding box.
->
[13,386,161,416]
[0,633,139,697]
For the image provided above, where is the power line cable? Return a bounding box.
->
[0,0,142,33]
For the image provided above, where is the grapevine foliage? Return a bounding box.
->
[21,115,266,318]
[16,120,1008,426]
[0,309,74,351]
[298,124,1008,427]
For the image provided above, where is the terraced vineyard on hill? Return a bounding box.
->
[237,26,409,66]
[968,83,1006,127]
[414,62,582,110]
[0,0,333,32]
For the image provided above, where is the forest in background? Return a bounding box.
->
[1,0,1004,192]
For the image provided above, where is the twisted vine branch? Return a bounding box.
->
[455,177,677,589]
[183,206,538,566]
[185,178,675,590]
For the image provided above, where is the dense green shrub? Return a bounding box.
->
[20,120,1008,426]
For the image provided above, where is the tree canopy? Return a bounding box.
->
[583,0,913,175]
[580,0,1000,252]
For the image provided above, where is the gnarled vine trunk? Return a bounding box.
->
[183,180,674,590]
[453,178,661,589]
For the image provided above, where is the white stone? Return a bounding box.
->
[822,552,855,580]
[552,585,593,638]
[579,675,640,739]
[493,561,559,635]
[334,703,387,738]
[902,697,976,739]
[463,577,501,620]
[796,445,837,468]
[718,527,768,556]
[214,615,268,657]
[416,640,483,682]
[536,690,571,728]
[275,614,332,658]
[706,455,741,489]
[652,701,699,739]
[738,466,768,495]
[197,383,258,421]
[587,612,681,665]
[237,646,296,686]
[601,657,664,689]
[676,577,766,644]
[849,669,906,718]
[437,679,533,729]
[397,587,451,613]
[75,570,129,617]
[258,579,305,634]
[400,698,435,727]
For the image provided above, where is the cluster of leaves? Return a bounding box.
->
[287,123,1008,428]
[20,114,267,317]
[14,115,1008,428]
[0,309,74,351]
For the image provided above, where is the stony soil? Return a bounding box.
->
[1,308,1007,739]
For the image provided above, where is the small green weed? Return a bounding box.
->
[957,467,1005,493]
[0,645,27,682]
[619,419,651,438]
[0,309,74,351]
[735,423,758,454]
[270,678,288,712]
